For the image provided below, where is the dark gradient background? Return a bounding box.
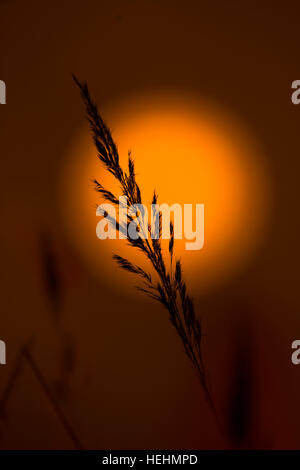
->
[0,0,300,449]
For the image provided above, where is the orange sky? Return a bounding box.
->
[61,90,271,296]
[1,0,300,450]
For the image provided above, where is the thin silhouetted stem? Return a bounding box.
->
[74,76,218,423]
[23,348,83,450]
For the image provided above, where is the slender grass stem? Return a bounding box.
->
[73,75,219,425]
[23,348,83,450]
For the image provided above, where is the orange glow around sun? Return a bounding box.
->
[61,90,271,297]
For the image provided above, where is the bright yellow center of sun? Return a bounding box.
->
[61,90,271,297]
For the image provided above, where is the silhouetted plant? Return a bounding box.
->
[40,233,62,316]
[39,232,77,400]
[226,319,254,447]
[0,341,82,449]
[0,235,82,449]
[74,76,216,413]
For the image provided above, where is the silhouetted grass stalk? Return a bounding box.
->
[23,347,83,450]
[74,76,217,417]
[0,343,83,449]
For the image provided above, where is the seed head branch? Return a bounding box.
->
[73,76,215,411]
